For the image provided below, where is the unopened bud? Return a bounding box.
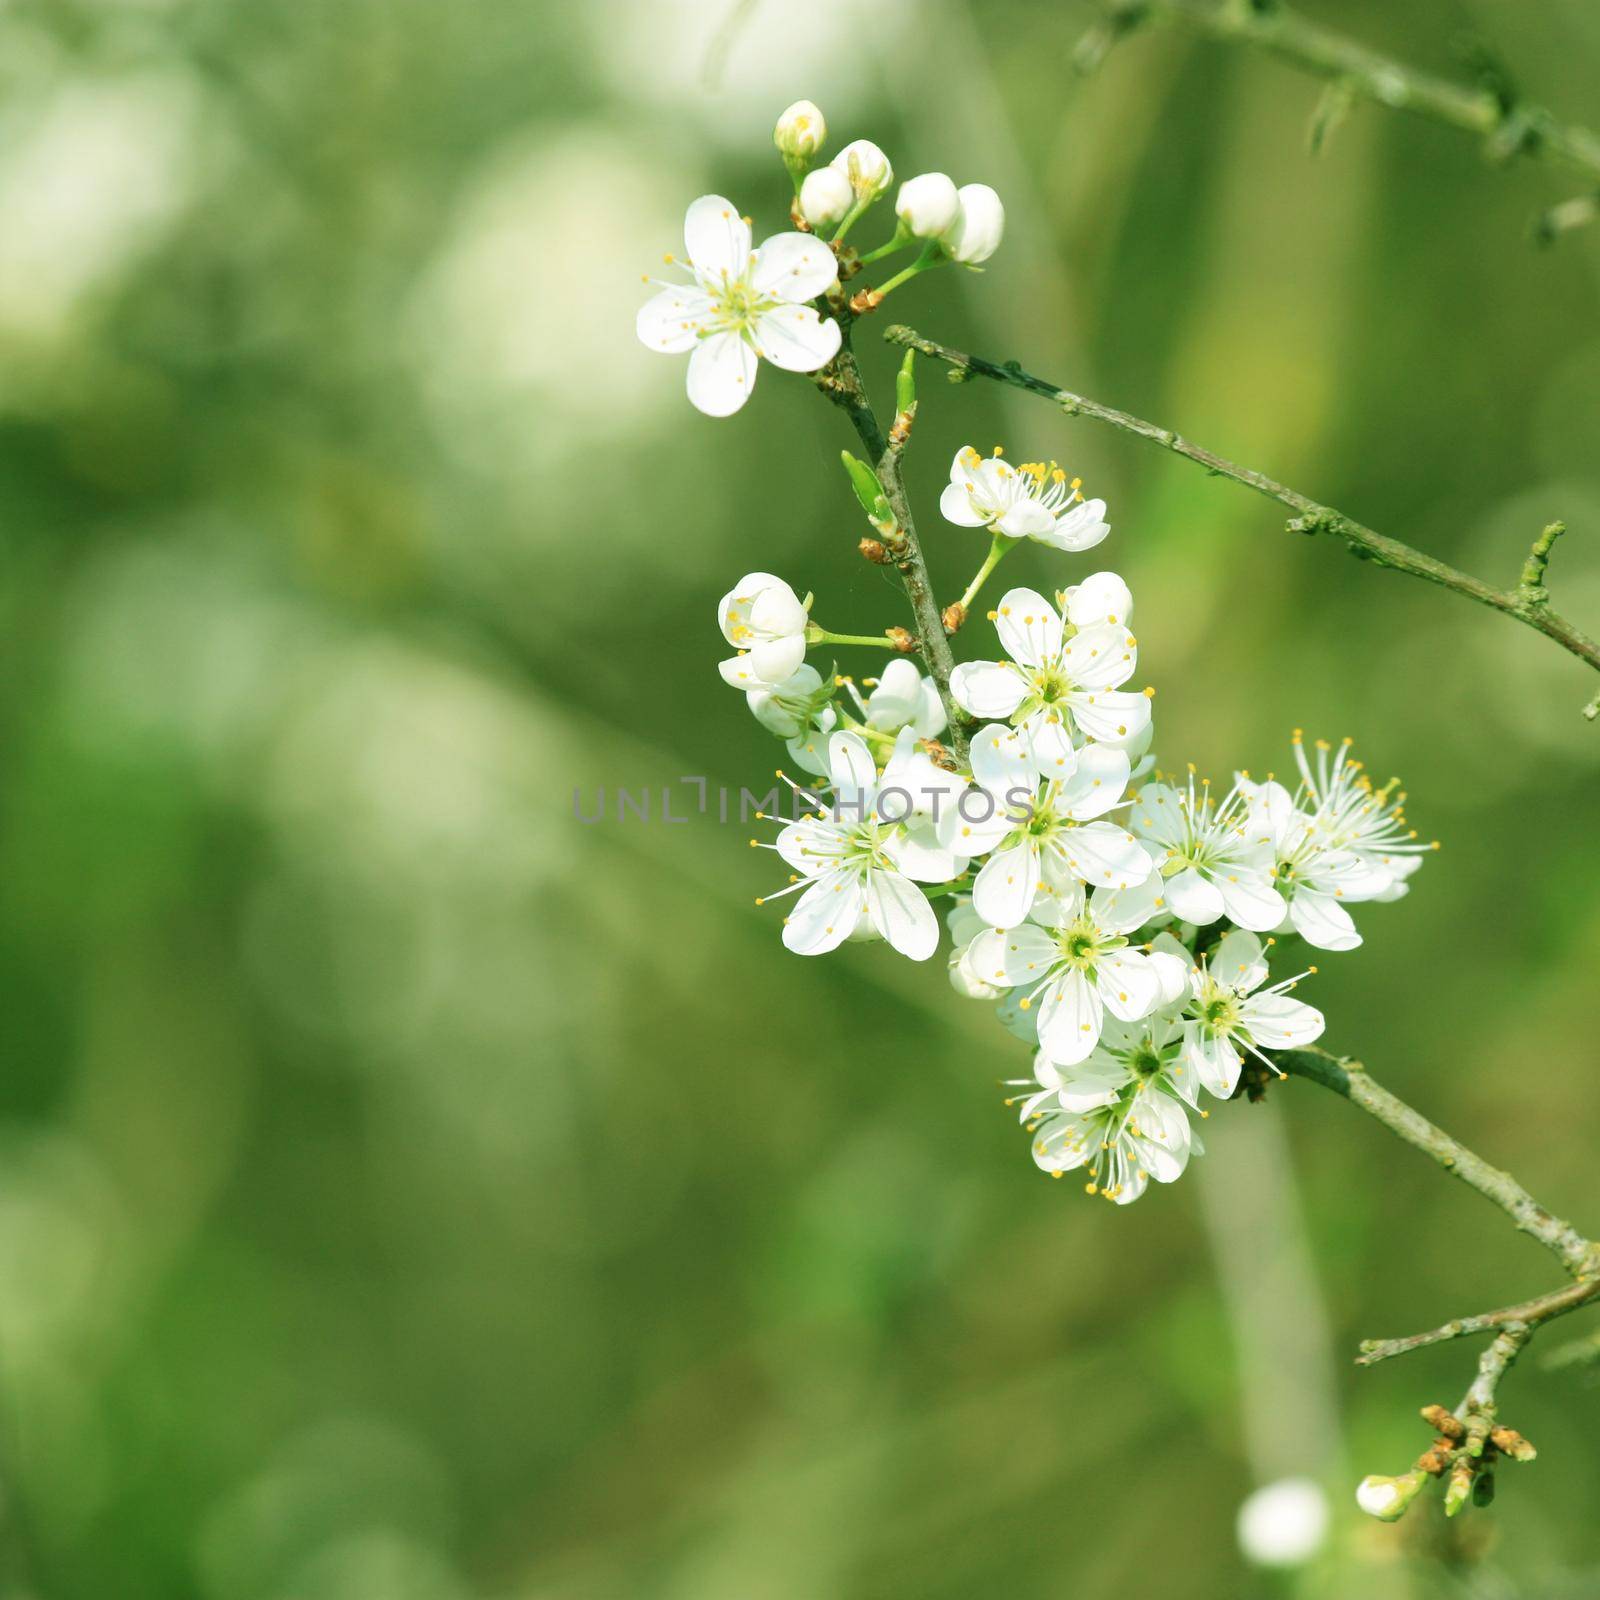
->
[859,537,890,565]
[831,138,893,202]
[1489,1425,1537,1462]
[941,182,1005,264]
[1443,1459,1475,1517]
[799,165,853,228]
[840,451,886,515]
[942,602,967,633]
[774,100,827,163]
[1420,1405,1465,1441]
[886,626,915,653]
[1355,1470,1426,1523]
[895,172,962,238]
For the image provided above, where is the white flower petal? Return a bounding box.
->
[1041,499,1110,553]
[826,731,878,804]
[995,499,1057,538]
[684,194,752,279]
[972,841,1041,930]
[1066,822,1155,891]
[1097,949,1161,1021]
[687,332,757,416]
[938,480,988,527]
[750,232,838,300]
[1215,872,1288,933]
[636,286,711,353]
[993,588,1063,669]
[748,634,806,684]
[1067,688,1150,746]
[1290,888,1361,951]
[1057,741,1130,819]
[950,660,1027,719]
[969,923,1056,986]
[1064,570,1133,629]
[1037,968,1103,1065]
[1209,930,1267,992]
[782,869,864,955]
[1183,1025,1242,1098]
[1242,993,1325,1050]
[752,303,842,372]
[866,871,938,960]
[1164,867,1225,925]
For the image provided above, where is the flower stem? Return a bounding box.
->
[830,196,872,245]
[856,233,911,267]
[871,244,942,301]
[810,627,900,650]
[957,533,1019,613]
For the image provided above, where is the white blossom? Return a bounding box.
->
[949,585,1150,770]
[1177,930,1324,1098]
[938,723,1150,929]
[637,195,841,417]
[895,172,961,238]
[939,446,1110,552]
[1243,778,1393,951]
[965,878,1169,1064]
[1291,731,1436,900]
[762,730,965,960]
[941,182,1004,263]
[845,658,945,739]
[1021,1075,1195,1203]
[1130,772,1285,931]
[717,571,809,687]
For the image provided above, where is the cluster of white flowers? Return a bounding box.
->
[651,101,1436,1206]
[639,101,1004,417]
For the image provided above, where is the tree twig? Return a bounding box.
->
[816,330,972,759]
[884,325,1600,704]
[1357,1274,1600,1366]
[1272,1049,1598,1278]
[1079,0,1600,184]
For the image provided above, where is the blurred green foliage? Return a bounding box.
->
[0,0,1598,1596]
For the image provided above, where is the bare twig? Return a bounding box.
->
[1357,1275,1600,1366]
[884,325,1600,706]
[1273,1048,1599,1279]
[1080,0,1600,186]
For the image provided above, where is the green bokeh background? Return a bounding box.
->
[1,1,1597,1595]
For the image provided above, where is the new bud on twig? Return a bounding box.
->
[886,626,915,653]
[859,537,890,565]
[799,166,853,228]
[774,101,826,185]
[1356,1470,1427,1522]
[1420,1404,1466,1441]
[942,602,966,634]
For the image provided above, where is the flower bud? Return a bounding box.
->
[774,100,826,163]
[831,138,893,202]
[1355,1470,1426,1523]
[799,166,854,228]
[941,183,1005,264]
[895,173,961,238]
